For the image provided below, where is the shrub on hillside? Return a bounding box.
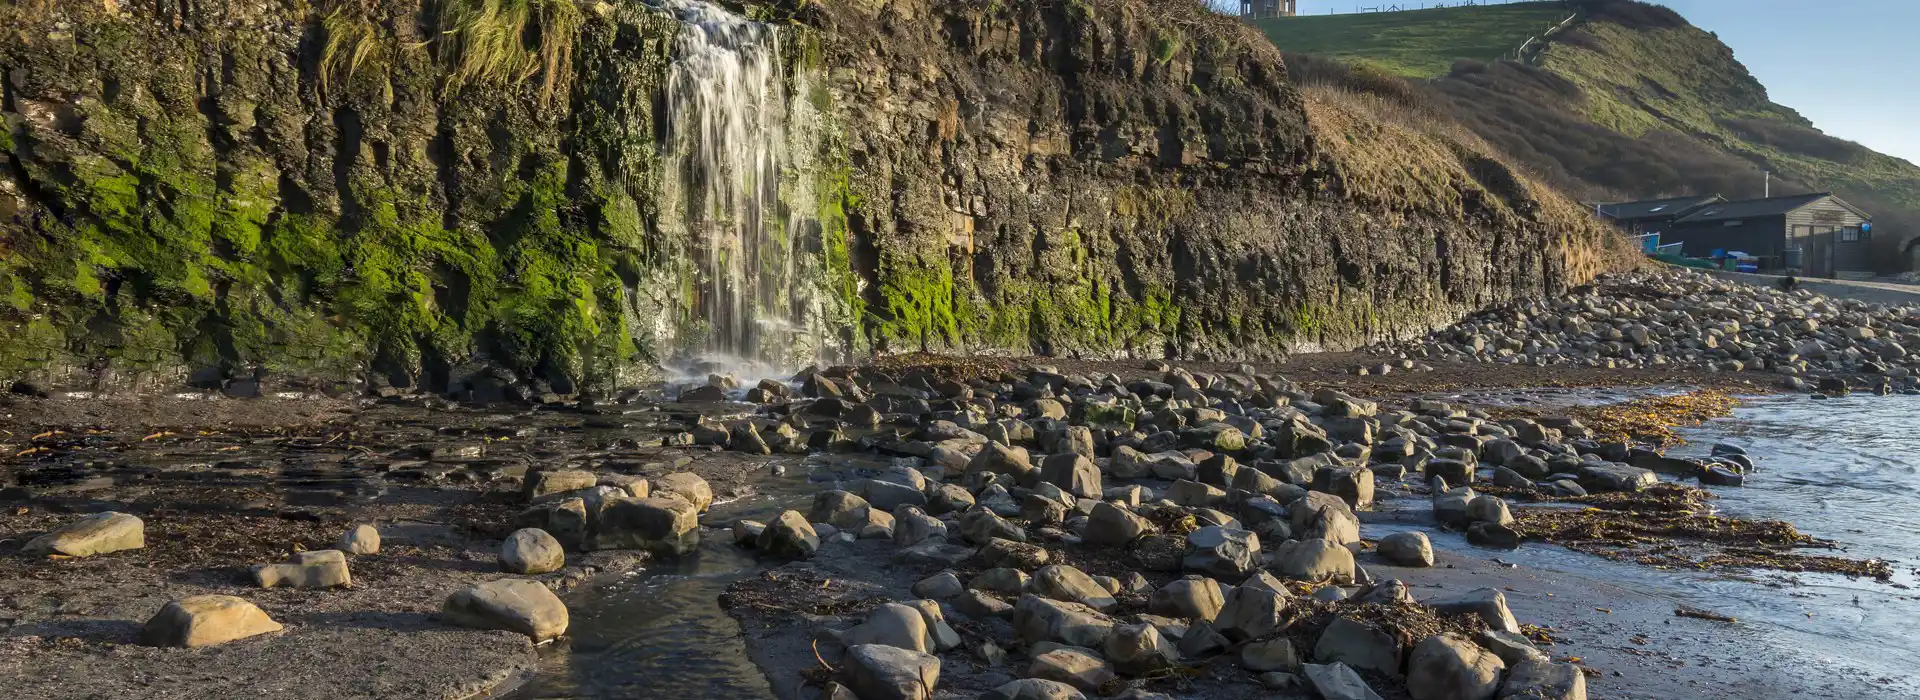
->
[1716,117,1877,165]
[1281,52,1441,116]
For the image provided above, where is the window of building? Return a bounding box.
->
[1840,228,1861,242]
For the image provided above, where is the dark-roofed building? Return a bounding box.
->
[1596,195,1725,235]
[1662,192,1874,278]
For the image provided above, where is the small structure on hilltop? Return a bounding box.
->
[1598,193,1875,279]
[1240,0,1297,19]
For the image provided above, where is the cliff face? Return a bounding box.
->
[0,0,1621,397]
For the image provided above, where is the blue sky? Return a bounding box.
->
[1268,0,1920,165]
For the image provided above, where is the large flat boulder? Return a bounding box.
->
[23,512,145,557]
[140,595,283,648]
[441,579,569,643]
[590,496,701,555]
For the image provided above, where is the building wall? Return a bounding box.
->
[1785,198,1873,275]
[1664,215,1788,262]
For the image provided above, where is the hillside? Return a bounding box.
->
[1262,0,1920,270]
[0,0,1625,394]
[1253,2,1571,78]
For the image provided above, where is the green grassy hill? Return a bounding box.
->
[1258,0,1920,269]
[1252,2,1571,78]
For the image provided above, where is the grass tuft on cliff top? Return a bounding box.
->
[1251,1,1571,78]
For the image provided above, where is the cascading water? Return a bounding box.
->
[653,0,828,379]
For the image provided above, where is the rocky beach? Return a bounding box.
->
[5,267,1918,699]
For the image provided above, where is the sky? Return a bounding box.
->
[1267,0,1920,165]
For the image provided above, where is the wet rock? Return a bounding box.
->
[1032,565,1117,611]
[140,595,282,648]
[339,523,381,555]
[1576,462,1655,493]
[1315,616,1401,675]
[1027,647,1115,693]
[1407,634,1505,700]
[757,510,820,559]
[914,572,965,599]
[500,528,566,574]
[1498,659,1588,699]
[1467,522,1521,550]
[845,603,932,652]
[253,550,351,589]
[1467,495,1514,526]
[812,490,874,530]
[980,679,1086,700]
[1701,465,1745,487]
[591,497,701,556]
[1182,526,1260,578]
[653,472,714,512]
[1214,584,1288,641]
[1274,537,1356,582]
[1425,459,1475,488]
[733,520,766,545]
[1148,576,1225,621]
[441,578,569,643]
[1433,484,1477,527]
[1105,622,1178,674]
[1303,662,1385,700]
[843,643,940,700]
[1427,588,1520,634]
[1379,531,1435,567]
[23,512,145,557]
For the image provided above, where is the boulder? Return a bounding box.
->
[757,510,821,559]
[1041,453,1104,500]
[1128,534,1186,571]
[865,480,930,512]
[981,679,1087,700]
[1241,638,1302,672]
[1182,526,1261,578]
[1214,584,1288,641]
[1105,622,1179,674]
[1467,496,1514,526]
[441,578,569,642]
[1427,588,1520,634]
[957,589,1015,619]
[1273,538,1356,583]
[1083,502,1151,545]
[1313,467,1376,509]
[1290,492,1360,545]
[1032,565,1117,611]
[1149,576,1226,621]
[1467,522,1521,550]
[844,603,932,652]
[22,512,145,557]
[962,509,1028,545]
[523,470,596,500]
[1303,663,1385,700]
[893,506,949,547]
[1498,660,1588,699]
[1475,630,1549,666]
[971,567,1033,595]
[339,524,381,555]
[140,595,282,648]
[1576,463,1656,493]
[914,572,966,599]
[1013,595,1115,648]
[500,528,566,574]
[653,472,715,512]
[978,538,1052,569]
[1433,486,1477,527]
[1378,531,1435,567]
[1027,647,1116,693]
[928,484,976,515]
[970,443,1037,482]
[1407,634,1505,700]
[591,497,701,556]
[1314,616,1401,675]
[843,644,940,700]
[253,550,351,589]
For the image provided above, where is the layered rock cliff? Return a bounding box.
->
[0,0,1623,396]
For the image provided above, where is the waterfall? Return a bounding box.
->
[652,0,825,378]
